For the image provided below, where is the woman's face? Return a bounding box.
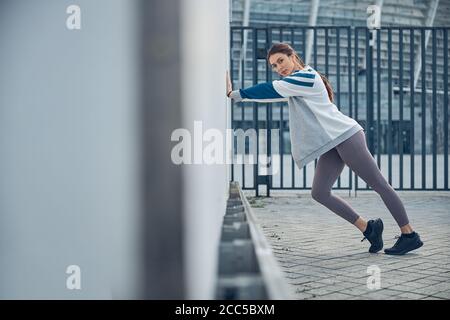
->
[269,52,298,77]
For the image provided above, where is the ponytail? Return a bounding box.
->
[318,72,334,103]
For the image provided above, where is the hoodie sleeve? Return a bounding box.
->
[228,70,317,103]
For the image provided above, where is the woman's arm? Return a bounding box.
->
[225,69,317,102]
[226,70,287,103]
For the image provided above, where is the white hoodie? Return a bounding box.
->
[229,65,364,169]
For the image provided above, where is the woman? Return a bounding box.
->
[226,42,423,255]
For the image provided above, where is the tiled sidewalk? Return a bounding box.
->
[245,190,450,300]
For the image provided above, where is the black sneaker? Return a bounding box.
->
[361,218,384,253]
[384,232,423,255]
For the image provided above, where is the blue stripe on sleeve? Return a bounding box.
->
[290,72,316,79]
[239,82,284,99]
[281,78,314,87]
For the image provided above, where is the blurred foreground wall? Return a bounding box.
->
[0,0,229,299]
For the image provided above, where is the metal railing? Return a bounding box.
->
[230,26,450,195]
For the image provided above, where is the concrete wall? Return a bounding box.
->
[0,0,230,299]
[180,0,231,299]
[0,0,141,299]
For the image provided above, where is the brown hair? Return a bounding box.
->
[267,43,334,102]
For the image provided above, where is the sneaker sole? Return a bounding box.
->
[369,219,384,253]
[384,240,424,256]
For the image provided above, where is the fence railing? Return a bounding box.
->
[230,26,450,195]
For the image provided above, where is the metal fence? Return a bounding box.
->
[229,26,449,195]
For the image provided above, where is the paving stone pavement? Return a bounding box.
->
[244,190,450,300]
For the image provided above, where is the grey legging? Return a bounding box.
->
[311,129,410,227]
